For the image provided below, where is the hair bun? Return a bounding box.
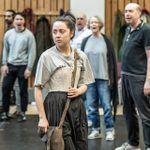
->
[64,11,76,25]
[59,9,76,24]
[59,8,65,16]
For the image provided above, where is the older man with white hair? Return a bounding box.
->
[71,12,91,50]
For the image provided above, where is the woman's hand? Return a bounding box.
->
[38,118,49,133]
[67,87,81,98]
[67,85,87,98]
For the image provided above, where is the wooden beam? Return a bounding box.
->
[0,11,59,16]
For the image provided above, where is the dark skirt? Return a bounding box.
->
[44,92,88,150]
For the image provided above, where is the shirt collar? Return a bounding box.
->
[127,20,144,32]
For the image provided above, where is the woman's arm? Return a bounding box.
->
[34,86,49,132]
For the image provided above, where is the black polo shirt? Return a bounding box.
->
[121,21,150,76]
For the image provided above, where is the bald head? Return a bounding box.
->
[76,12,87,31]
[125,3,141,13]
[124,3,142,27]
[76,12,87,20]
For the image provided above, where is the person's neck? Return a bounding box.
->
[93,31,101,37]
[6,24,14,30]
[130,19,141,31]
[78,27,85,32]
[57,45,72,57]
[15,27,25,32]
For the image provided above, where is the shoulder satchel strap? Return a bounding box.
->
[58,49,79,128]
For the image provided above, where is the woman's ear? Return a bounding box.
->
[70,31,74,39]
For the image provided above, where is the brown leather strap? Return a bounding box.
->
[58,49,79,128]
[47,127,55,149]
[58,98,70,128]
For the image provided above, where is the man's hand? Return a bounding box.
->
[24,69,31,79]
[144,79,150,96]
[1,65,9,76]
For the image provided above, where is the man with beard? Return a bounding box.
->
[4,9,16,30]
[0,9,16,114]
[0,10,22,119]
[1,12,36,122]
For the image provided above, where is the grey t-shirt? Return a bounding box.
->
[34,46,95,92]
[84,35,109,80]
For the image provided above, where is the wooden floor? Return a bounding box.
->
[0,112,145,150]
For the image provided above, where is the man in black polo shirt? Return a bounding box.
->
[115,3,150,150]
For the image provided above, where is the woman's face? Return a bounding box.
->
[52,21,73,48]
[90,17,100,34]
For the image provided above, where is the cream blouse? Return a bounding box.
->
[34,46,94,92]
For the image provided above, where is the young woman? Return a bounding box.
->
[34,12,94,150]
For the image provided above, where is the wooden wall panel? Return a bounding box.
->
[132,0,138,3]
[138,0,144,8]
[112,0,118,34]
[118,0,125,12]
[12,0,18,10]
[124,0,131,5]
[64,0,70,11]
[145,0,150,11]
[51,0,57,11]
[32,0,37,10]
[0,0,70,87]
[18,0,25,11]
[57,0,64,10]
[25,0,31,8]
[105,0,112,38]
[45,0,51,12]
[5,0,12,9]
[0,0,5,58]
[37,0,44,11]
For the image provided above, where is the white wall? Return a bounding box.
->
[70,0,105,30]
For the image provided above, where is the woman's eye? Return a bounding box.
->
[60,30,65,34]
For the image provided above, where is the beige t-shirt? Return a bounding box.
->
[34,46,94,92]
